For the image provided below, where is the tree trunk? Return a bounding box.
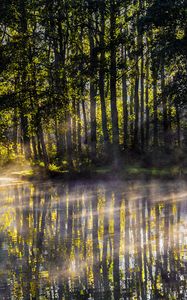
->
[161,58,168,147]
[130,84,134,147]
[39,126,49,168]
[133,56,139,149]
[19,0,31,160]
[153,70,158,147]
[140,39,145,151]
[72,98,77,153]
[77,102,82,154]
[145,47,150,149]
[99,2,110,152]
[36,112,49,168]
[122,45,128,149]
[82,99,88,145]
[140,0,145,151]
[66,111,73,169]
[90,81,97,162]
[13,108,18,154]
[20,112,32,160]
[31,136,38,161]
[55,118,64,159]
[37,134,43,160]
[89,17,97,163]
[175,104,181,147]
[110,0,120,164]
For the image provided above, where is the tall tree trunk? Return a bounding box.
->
[89,17,97,163]
[19,0,31,160]
[153,69,158,147]
[82,99,88,146]
[133,56,139,149]
[31,136,38,161]
[122,45,128,149]
[77,102,82,154]
[140,39,145,151]
[72,98,77,153]
[37,134,43,160]
[13,108,18,154]
[37,116,49,168]
[90,80,97,162]
[140,0,145,152]
[66,111,73,169]
[133,10,141,150]
[110,0,120,164]
[80,26,88,151]
[175,104,181,147]
[99,2,110,152]
[161,57,168,148]
[145,47,150,149]
[55,118,64,159]
[20,112,32,160]
[130,84,134,147]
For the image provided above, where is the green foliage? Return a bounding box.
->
[0,0,186,169]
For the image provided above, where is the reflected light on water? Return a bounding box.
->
[0,179,186,299]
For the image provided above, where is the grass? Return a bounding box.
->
[94,164,186,180]
[0,155,186,182]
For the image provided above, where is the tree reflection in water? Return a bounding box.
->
[0,180,186,299]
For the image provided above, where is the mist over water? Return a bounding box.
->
[0,179,186,299]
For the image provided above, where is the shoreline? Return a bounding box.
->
[11,166,187,183]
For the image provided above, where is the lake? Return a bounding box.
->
[0,179,186,299]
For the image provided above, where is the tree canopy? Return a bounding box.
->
[0,0,186,169]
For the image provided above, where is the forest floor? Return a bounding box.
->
[1,159,186,182]
[1,148,187,182]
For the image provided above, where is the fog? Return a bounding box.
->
[0,179,186,299]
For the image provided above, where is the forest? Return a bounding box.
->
[0,2,187,299]
[0,0,186,173]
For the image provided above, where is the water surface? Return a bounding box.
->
[0,179,186,299]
